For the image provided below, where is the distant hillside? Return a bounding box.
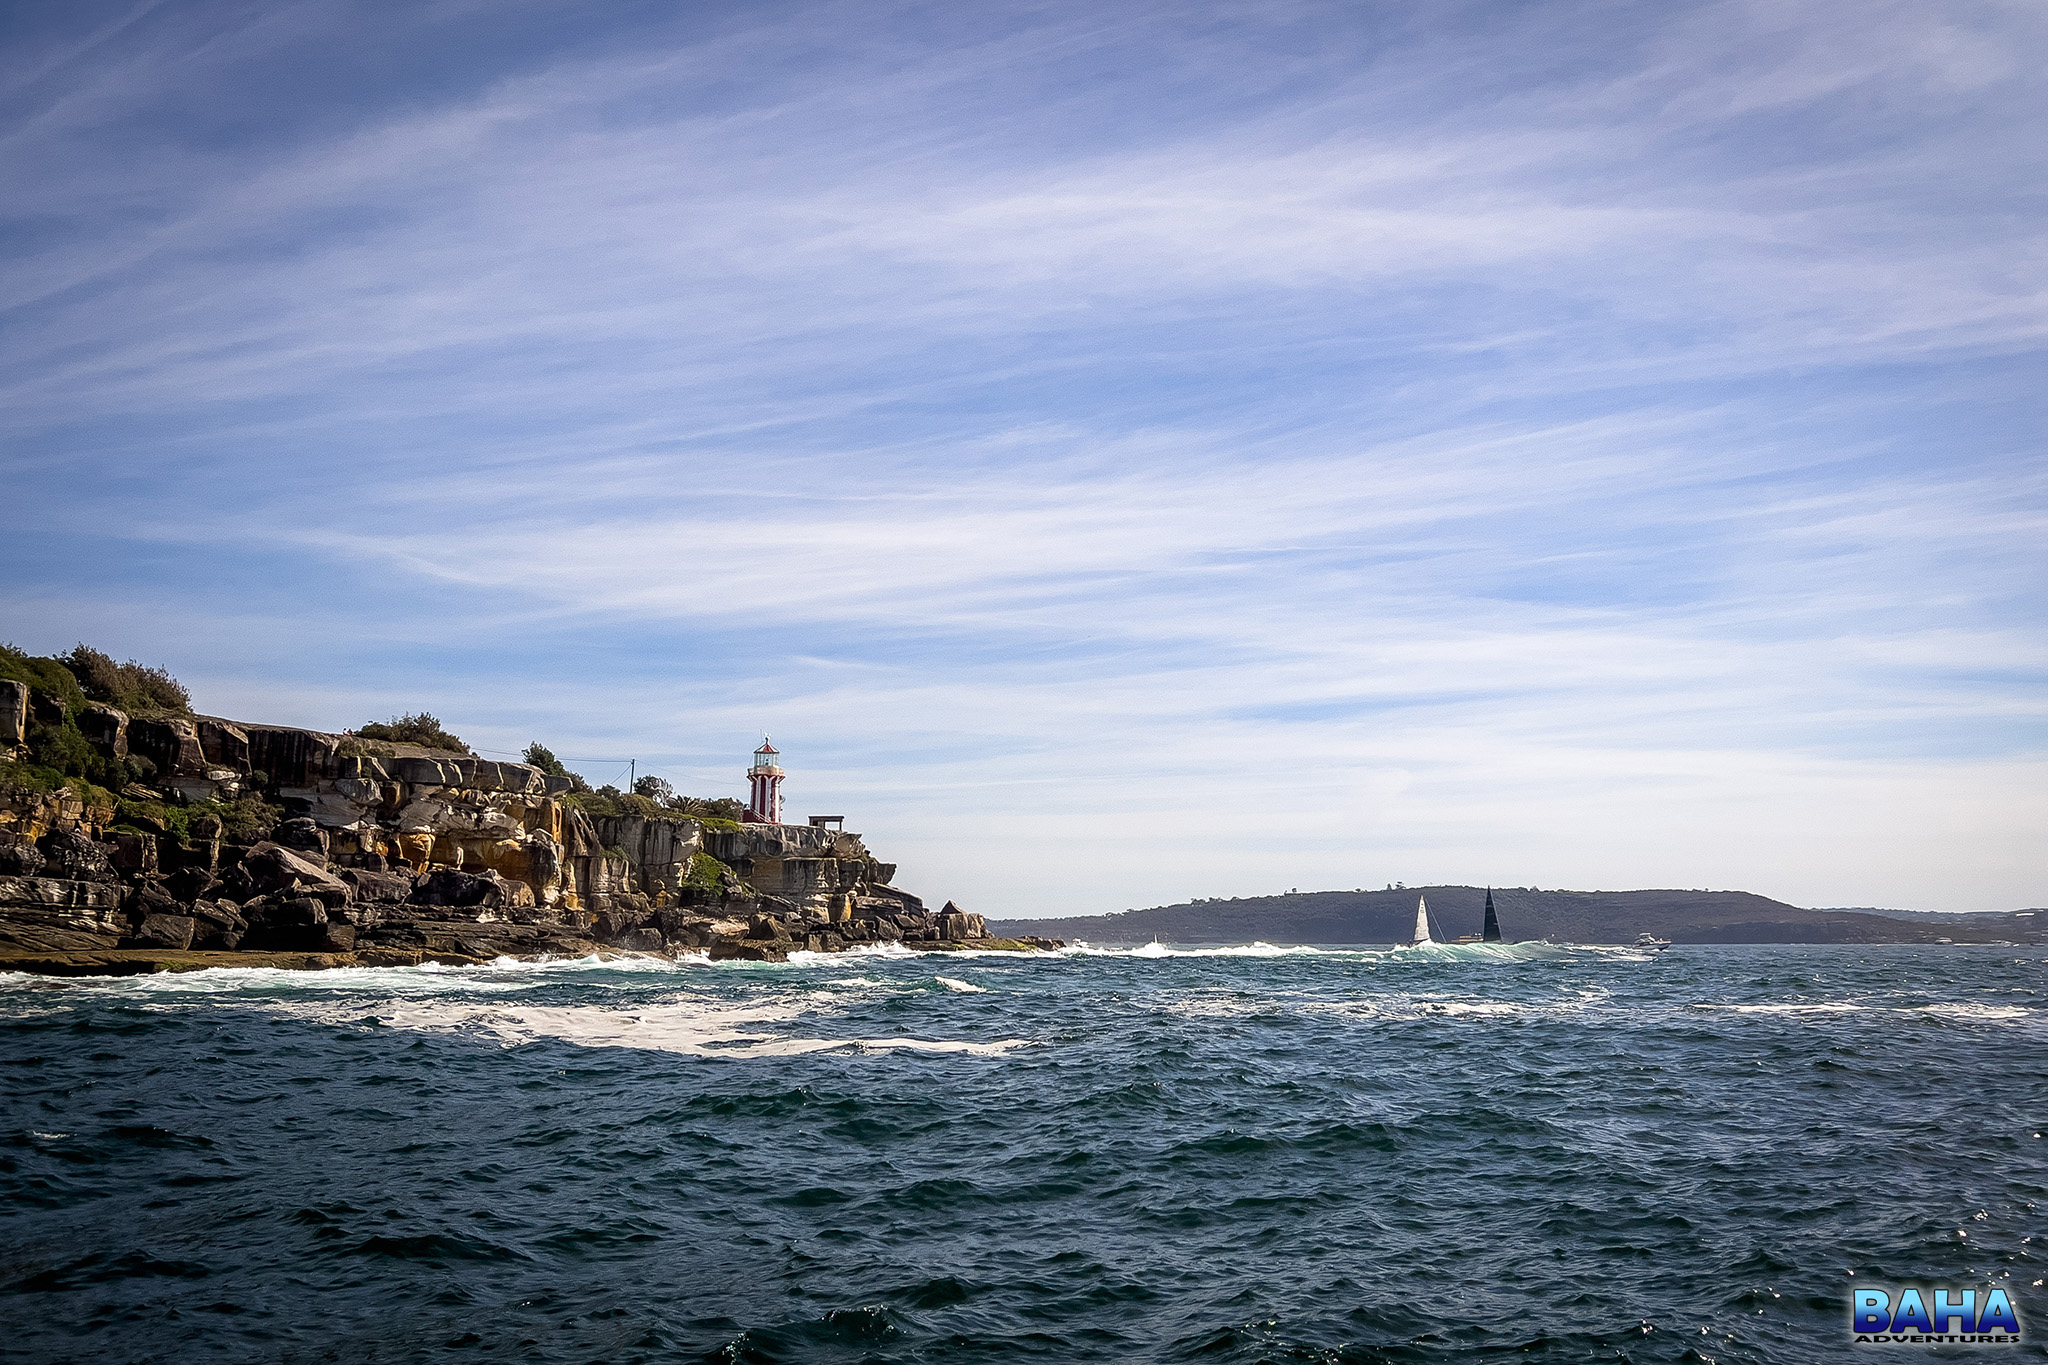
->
[992,887,2046,946]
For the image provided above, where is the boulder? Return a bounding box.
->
[617,928,664,952]
[275,897,328,927]
[38,829,120,883]
[126,879,184,920]
[411,867,530,911]
[132,914,196,950]
[166,866,223,903]
[0,842,45,878]
[109,832,159,878]
[317,923,357,953]
[241,842,351,905]
[339,868,413,904]
[708,937,789,962]
[187,899,248,950]
[654,908,712,942]
[238,894,328,950]
[593,905,652,942]
[275,817,329,857]
[163,819,222,876]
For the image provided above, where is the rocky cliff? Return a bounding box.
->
[0,687,1051,975]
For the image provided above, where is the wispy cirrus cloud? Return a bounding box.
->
[1,0,2041,913]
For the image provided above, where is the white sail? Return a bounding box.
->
[1412,895,1433,945]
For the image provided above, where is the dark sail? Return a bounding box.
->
[1482,888,1501,942]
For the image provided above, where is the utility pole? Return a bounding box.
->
[629,758,636,789]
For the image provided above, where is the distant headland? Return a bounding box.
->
[0,643,1054,976]
[993,886,2044,946]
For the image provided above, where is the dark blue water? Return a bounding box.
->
[3,942,2043,1363]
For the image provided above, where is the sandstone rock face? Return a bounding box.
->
[593,815,702,903]
[109,833,159,878]
[1,703,1058,970]
[0,875,130,951]
[79,704,128,759]
[134,913,197,950]
[197,718,250,771]
[128,716,208,777]
[1,788,109,854]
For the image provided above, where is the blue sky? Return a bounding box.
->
[2,0,2043,915]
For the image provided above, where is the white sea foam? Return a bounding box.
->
[935,976,990,993]
[263,996,1035,1058]
[1062,940,1328,959]
[1692,1002,1872,1015]
[1913,1003,2038,1024]
[1689,1000,2042,1028]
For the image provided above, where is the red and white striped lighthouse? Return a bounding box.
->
[746,739,784,824]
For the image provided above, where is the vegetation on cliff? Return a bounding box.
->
[61,645,190,715]
[1,644,89,715]
[355,712,471,754]
[2,642,166,800]
[563,781,744,829]
[8,639,742,855]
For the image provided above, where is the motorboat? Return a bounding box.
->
[1634,932,1672,951]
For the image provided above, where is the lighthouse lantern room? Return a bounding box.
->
[747,739,784,824]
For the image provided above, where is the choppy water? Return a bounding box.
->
[3,942,2043,1364]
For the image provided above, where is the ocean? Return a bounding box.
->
[2,942,2041,1363]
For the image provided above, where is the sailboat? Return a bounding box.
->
[1453,888,1505,944]
[1406,895,1435,947]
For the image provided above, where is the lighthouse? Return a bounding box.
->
[747,739,784,824]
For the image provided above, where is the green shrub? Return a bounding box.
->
[214,794,283,844]
[565,785,624,818]
[61,645,191,714]
[26,718,98,779]
[0,643,87,715]
[0,757,68,796]
[522,742,567,777]
[0,757,116,813]
[336,737,396,759]
[566,786,741,830]
[673,795,746,822]
[683,851,735,892]
[355,713,471,753]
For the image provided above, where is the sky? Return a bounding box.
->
[1,0,2043,917]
